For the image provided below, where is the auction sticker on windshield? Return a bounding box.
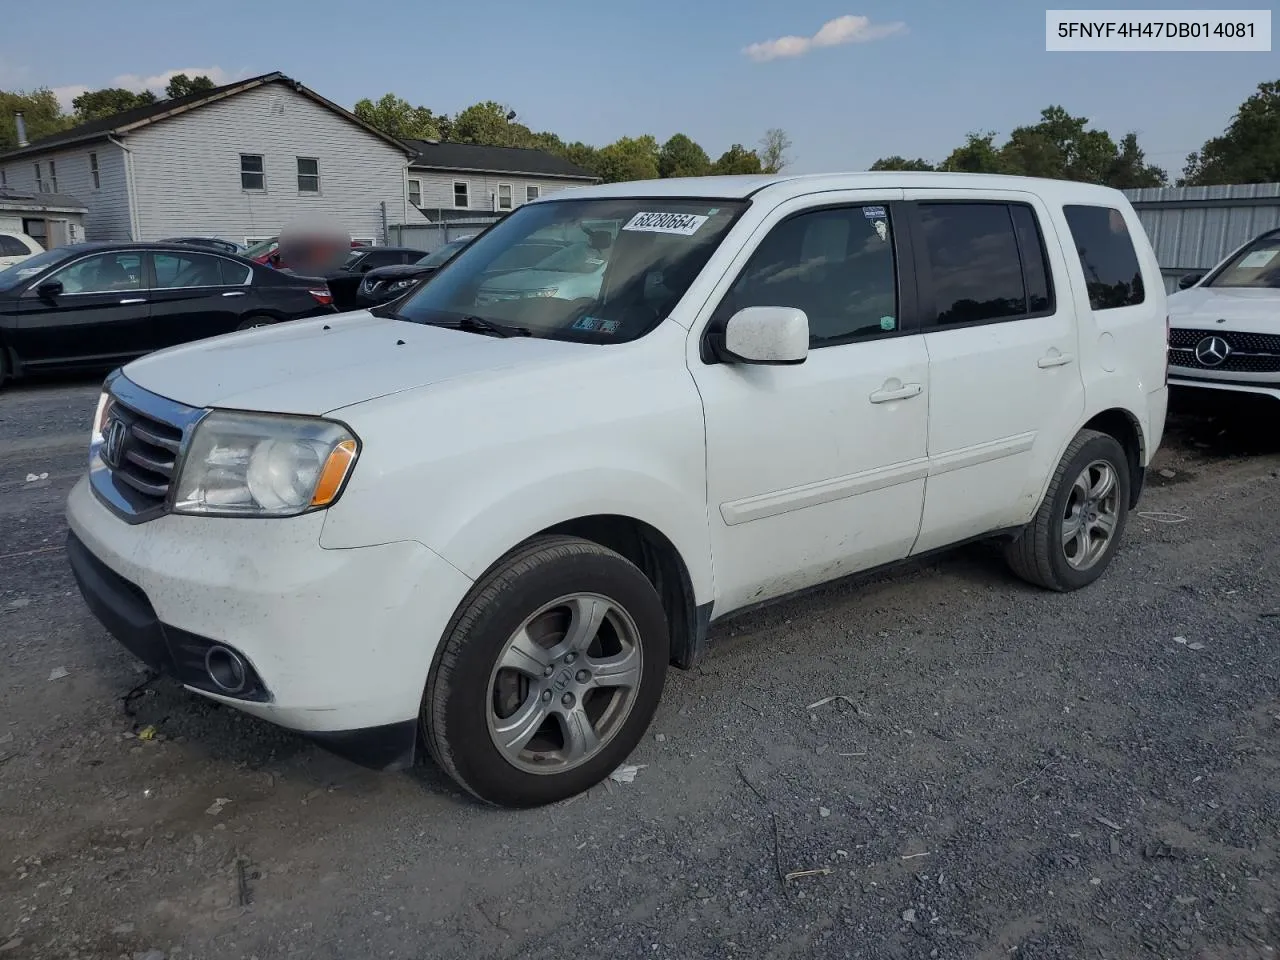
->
[622,212,709,236]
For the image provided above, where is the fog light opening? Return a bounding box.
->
[205,646,248,695]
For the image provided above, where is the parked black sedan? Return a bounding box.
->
[0,242,336,388]
[353,235,476,309]
[318,245,427,311]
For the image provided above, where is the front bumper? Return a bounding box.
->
[65,475,474,769]
[1169,373,1280,401]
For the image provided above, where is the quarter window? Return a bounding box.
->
[1062,204,1145,309]
[47,252,143,294]
[297,157,320,193]
[917,202,1033,326]
[0,235,29,256]
[153,251,248,288]
[722,204,900,346]
[453,181,470,209]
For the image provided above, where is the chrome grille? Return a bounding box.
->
[1169,327,1280,374]
[91,374,203,524]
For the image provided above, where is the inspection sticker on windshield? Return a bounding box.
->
[622,212,709,236]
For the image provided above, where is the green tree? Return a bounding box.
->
[0,88,73,151]
[353,93,445,140]
[595,135,660,182]
[758,128,792,174]
[164,74,216,99]
[71,87,157,122]
[1182,79,1280,185]
[711,144,763,175]
[452,100,536,147]
[939,132,1006,173]
[560,141,601,177]
[1107,132,1168,188]
[869,155,935,171]
[658,133,711,178]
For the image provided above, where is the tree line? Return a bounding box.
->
[868,79,1280,188]
[2,75,1276,189]
[351,93,793,181]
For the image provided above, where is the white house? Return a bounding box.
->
[403,140,598,219]
[0,72,415,245]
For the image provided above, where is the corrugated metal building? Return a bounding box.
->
[1122,183,1280,293]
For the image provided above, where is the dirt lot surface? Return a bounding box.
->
[1,380,1278,960]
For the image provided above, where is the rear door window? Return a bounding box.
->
[1062,204,1145,309]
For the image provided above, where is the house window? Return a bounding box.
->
[297,157,320,193]
[240,154,265,191]
[89,152,100,189]
[408,178,422,207]
[34,162,43,192]
[48,160,57,192]
[497,184,513,211]
[453,181,469,209]
[526,185,540,203]
[1,168,6,187]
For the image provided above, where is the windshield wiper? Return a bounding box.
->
[446,315,534,338]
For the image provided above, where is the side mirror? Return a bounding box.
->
[1178,272,1204,290]
[720,306,809,365]
[36,280,63,300]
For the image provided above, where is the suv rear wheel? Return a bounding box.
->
[1005,429,1131,592]
[423,535,669,807]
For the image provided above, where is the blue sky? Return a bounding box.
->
[0,0,1273,180]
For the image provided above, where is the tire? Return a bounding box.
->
[236,315,274,331]
[424,535,669,808]
[1004,429,1131,592]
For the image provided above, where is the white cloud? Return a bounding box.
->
[743,14,906,62]
[109,65,243,94]
[51,85,90,110]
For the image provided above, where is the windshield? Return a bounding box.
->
[243,237,278,259]
[417,238,471,268]
[0,246,76,290]
[1207,232,1280,289]
[388,198,746,342]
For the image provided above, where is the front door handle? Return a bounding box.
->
[222,291,246,297]
[869,382,923,404]
[1038,351,1075,368]
[119,298,146,304]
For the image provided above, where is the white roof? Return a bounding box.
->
[542,172,1133,205]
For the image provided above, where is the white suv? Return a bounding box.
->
[65,173,1169,807]
[1167,227,1280,402]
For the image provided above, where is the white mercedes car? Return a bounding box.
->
[1167,227,1280,402]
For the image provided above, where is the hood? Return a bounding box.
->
[121,310,594,415]
[364,263,435,281]
[1168,286,1280,330]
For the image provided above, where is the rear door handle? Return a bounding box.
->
[222,291,246,297]
[1038,352,1075,368]
[869,382,923,404]
[119,298,146,304]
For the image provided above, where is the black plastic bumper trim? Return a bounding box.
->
[305,720,419,772]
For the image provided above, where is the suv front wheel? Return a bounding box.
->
[1005,429,1131,592]
[423,535,669,807]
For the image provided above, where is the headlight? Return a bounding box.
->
[389,279,416,291]
[89,390,112,466]
[173,411,359,517]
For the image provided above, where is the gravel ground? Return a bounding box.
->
[1,378,1278,960]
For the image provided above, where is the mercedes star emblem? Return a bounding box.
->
[1194,335,1230,367]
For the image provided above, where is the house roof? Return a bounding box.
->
[403,140,596,181]
[0,72,417,161]
[0,187,88,213]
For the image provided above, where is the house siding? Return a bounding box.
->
[0,143,133,240]
[125,82,409,243]
[410,170,588,215]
